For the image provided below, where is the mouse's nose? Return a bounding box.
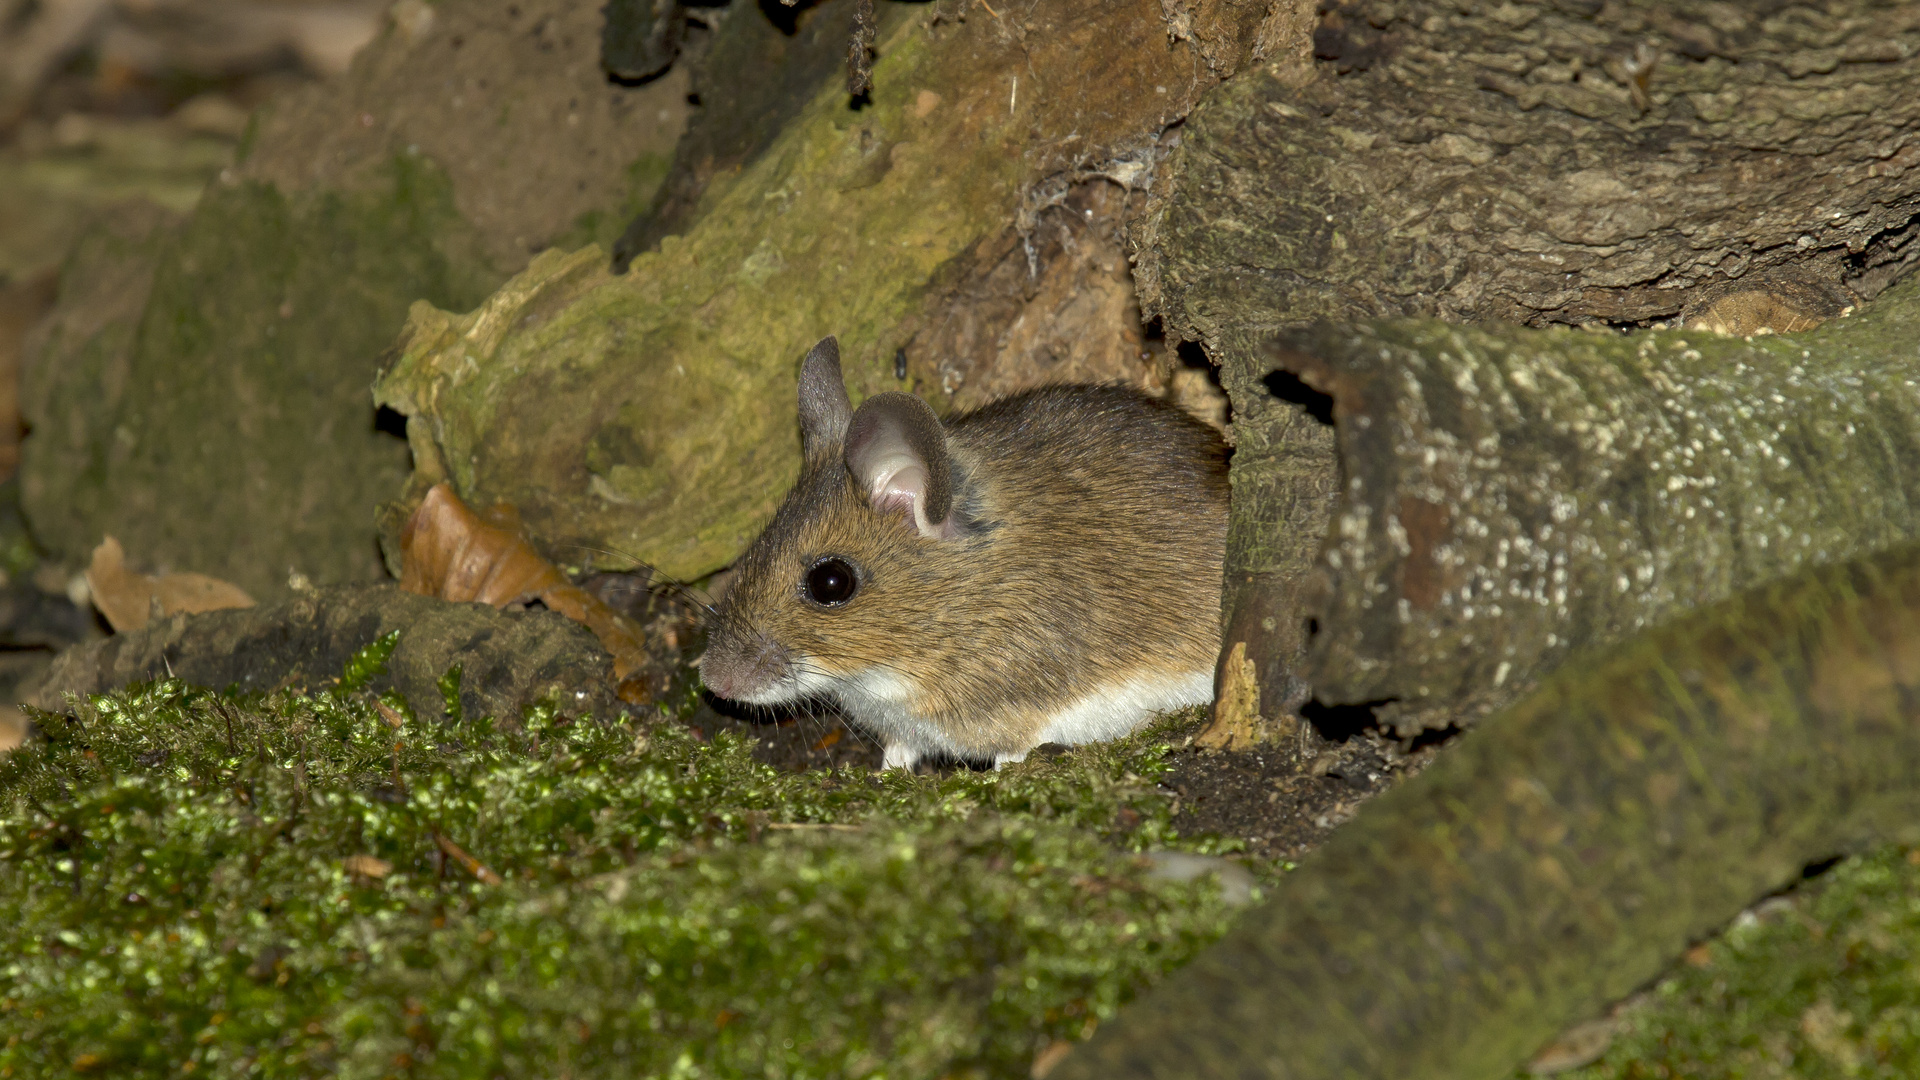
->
[698,631,790,701]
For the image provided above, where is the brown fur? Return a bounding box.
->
[703,379,1228,761]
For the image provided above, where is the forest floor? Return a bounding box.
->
[4,0,1920,1075]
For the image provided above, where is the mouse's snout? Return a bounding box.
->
[698,627,795,704]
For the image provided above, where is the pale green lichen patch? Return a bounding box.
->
[0,677,1249,1078]
[374,16,1045,582]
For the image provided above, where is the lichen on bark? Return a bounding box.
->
[1278,274,1920,733]
[373,0,1278,582]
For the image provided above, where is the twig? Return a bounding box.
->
[433,831,504,885]
[764,822,860,832]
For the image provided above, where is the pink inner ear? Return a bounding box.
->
[871,464,928,521]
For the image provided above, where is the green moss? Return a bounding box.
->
[334,630,402,694]
[0,672,1249,1077]
[435,664,465,725]
[375,14,1045,581]
[1537,848,1920,1080]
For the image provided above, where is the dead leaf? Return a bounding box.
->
[87,535,255,633]
[615,671,660,706]
[342,854,392,879]
[0,705,26,754]
[399,483,647,679]
[374,701,406,729]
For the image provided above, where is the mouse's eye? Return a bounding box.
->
[804,556,859,607]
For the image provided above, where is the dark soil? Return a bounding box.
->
[691,683,1449,859]
[1159,726,1441,861]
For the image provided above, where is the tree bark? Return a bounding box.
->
[1141,0,1920,726]
[1055,537,1920,1080]
[1283,275,1920,733]
[1145,0,1920,336]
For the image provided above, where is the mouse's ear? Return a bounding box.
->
[798,336,852,460]
[845,392,956,540]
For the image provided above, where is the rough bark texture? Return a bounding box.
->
[1212,364,1337,720]
[1142,0,1920,725]
[1274,274,1920,734]
[375,0,1290,583]
[1055,538,1920,1080]
[1144,0,1920,337]
[24,584,621,726]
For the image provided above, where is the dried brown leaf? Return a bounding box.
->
[399,483,648,680]
[399,483,566,605]
[86,535,254,633]
[341,854,392,879]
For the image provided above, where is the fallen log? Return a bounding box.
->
[1057,536,1920,1079]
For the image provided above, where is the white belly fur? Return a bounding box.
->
[837,668,1216,770]
[1031,669,1215,749]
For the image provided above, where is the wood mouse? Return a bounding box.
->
[699,336,1228,769]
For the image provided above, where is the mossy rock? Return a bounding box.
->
[18,0,687,601]
[23,583,621,726]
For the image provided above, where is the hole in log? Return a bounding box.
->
[373,406,409,439]
[1299,698,1390,743]
[1801,854,1846,881]
[1261,368,1335,426]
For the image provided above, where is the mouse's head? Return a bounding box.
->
[699,336,977,708]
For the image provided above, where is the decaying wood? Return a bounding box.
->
[1268,276,1920,734]
[1210,360,1338,726]
[1144,0,1920,337]
[1141,0,1920,732]
[380,0,1301,583]
[1055,538,1920,1080]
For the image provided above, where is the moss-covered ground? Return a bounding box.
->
[1534,846,1920,1080]
[0,638,1253,1079]
[17,634,1920,1079]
